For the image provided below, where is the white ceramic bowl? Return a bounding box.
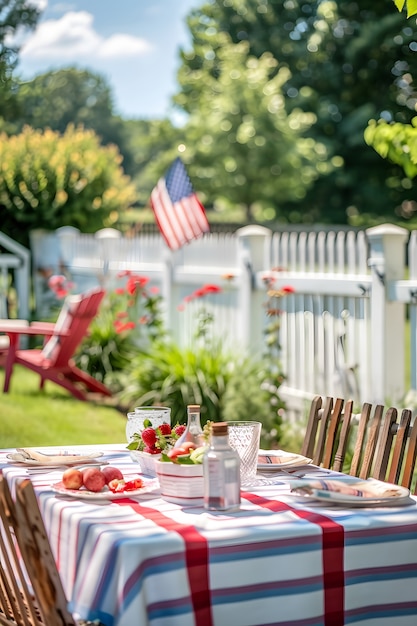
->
[129,450,161,477]
[155,460,204,506]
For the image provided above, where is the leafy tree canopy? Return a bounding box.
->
[174,0,417,225]
[177,36,333,221]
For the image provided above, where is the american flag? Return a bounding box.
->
[150,157,210,250]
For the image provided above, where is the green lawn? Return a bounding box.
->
[0,365,127,448]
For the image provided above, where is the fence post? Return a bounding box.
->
[366,223,408,404]
[236,225,272,355]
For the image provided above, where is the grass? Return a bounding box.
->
[0,365,127,448]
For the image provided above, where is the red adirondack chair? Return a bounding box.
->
[0,288,112,402]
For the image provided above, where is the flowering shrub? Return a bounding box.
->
[73,267,293,449]
[111,270,165,347]
[74,271,164,385]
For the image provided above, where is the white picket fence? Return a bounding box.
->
[25,223,417,418]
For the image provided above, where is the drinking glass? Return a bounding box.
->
[125,406,171,443]
[227,421,262,485]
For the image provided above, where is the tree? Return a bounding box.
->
[177,37,331,221]
[0,0,41,122]
[176,0,417,225]
[0,125,137,246]
[363,0,417,221]
[14,68,135,175]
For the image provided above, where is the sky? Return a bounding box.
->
[14,0,201,120]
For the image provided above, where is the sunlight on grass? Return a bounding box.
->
[0,365,127,448]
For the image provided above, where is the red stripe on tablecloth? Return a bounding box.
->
[243,492,345,626]
[117,500,213,626]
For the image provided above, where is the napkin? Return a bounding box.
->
[12,448,101,465]
[291,479,404,499]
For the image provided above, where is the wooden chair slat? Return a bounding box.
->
[402,417,417,492]
[357,404,384,480]
[372,407,398,481]
[349,402,372,477]
[388,409,412,485]
[313,397,334,466]
[321,397,344,468]
[301,395,323,460]
[333,399,354,472]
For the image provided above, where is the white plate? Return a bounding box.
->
[7,450,104,467]
[51,478,159,500]
[257,450,312,470]
[290,478,414,508]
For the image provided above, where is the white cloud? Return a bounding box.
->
[97,34,151,59]
[20,11,152,62]
[26,0,48,10]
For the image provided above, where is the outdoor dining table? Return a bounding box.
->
[1,443,417,626]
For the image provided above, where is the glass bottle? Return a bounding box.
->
[174,404,205,448]
[203,422,241,511]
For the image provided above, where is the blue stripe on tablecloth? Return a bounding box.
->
[345,522,417,546]
[208,534,321,562]
[345,562,417,585]
[344,601,417,623]
[211,575,323,601]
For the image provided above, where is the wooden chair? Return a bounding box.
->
[0,288,112,402]
[367,407,417,494]
[0,473,78,625]
[302,396,417,493]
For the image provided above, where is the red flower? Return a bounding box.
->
[55,288,68,298]
[201,284,222,294]
[126,275,149,295]
[114,288,125,295]
[114,320,136,334]
[282,285,295,294]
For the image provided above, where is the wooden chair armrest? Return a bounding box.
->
[0,323,70,338]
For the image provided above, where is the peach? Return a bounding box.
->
[101,466,124,484]
[62,468,83,490]
[82,467,106,492]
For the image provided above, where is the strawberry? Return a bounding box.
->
[143,446,160,455]
[141,427,157,447]
[124,478,144,491]
[157,423,171,436]
[173,424,186,437]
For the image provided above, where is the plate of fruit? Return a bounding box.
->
[52,466,158,500]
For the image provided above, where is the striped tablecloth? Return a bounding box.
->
[2,444,417,626]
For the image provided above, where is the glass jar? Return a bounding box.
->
[125,406,171,443]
